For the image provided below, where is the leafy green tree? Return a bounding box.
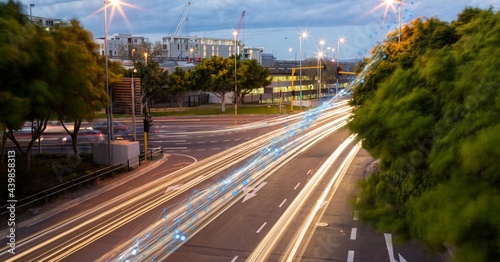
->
[350,7,500,261]
[51,20,109,159]
[193,56,235,112]
[238,59,272,103]
[0,0,58,168]
[167,67,194,108]
[134,60,168,115]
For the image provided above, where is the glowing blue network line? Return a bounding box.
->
[106,3,420,261]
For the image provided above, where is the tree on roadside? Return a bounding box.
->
[134,60,168,115]
[0,0,58,169]
[167,67,195,108]
[237,59,272,103]
[52,20,109,160]
[193,56,235,112]
[349,7,500,261]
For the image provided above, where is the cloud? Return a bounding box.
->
[6,0,500,59]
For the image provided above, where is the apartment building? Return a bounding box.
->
[95,33,147,58]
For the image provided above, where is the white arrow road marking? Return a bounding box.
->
[385,233,397,262]
[317,200,328,211]
[242,182,267,203]
[384,233,408,262]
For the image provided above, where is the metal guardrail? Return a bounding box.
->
[1,146,163,215]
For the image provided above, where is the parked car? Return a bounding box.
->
[59,130,105,144]
[91,121,130,134]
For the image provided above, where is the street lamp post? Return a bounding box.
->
[299,32,307,110]
[104,0,113,165]
[398,0,402,44]
[29,4,34,23]
[131,68,137,140]
[336,37,345,95]
[233,31,238,126]
[317,51,324,99]
[318,40,325,99]
[386,0,403,43]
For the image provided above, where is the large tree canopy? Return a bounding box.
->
[0,1,120,166]
[52,19,110,159]
[193,56,235,112]
[349,7,500,261]
[238,59,272,103]
[167,67,195,108]
[0,0,57,165]
[134,60,168,115]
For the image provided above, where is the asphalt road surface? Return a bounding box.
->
[0,100,444,261]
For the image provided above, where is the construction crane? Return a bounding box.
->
[169,2,190,35]
[234,10,245,42]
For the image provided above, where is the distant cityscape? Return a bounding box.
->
[31,14,358,106]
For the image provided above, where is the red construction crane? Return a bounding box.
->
[235,10,245,41]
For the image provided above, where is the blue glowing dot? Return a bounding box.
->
[175,234,180,239]
[131,249,137,255]
[232,190,238,197]
[181,235,186,241]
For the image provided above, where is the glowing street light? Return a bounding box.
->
[317,40,325,99]
[336,37,345,95]
[337,37,345,67]
[299,31,308,110]
[385,0,403,43]
[317,51,324,99]
[104,0,121,164]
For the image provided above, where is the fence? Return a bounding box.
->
[152,93,210,108]
[0,146,164,215]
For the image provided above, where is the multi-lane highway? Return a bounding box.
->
[0,99,443,261]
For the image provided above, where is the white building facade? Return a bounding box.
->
[95,33,147,58]
[161,35,246,62]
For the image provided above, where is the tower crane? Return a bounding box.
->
[233,10,245,58]
[234,10,245,42]
[169,2,190,35]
